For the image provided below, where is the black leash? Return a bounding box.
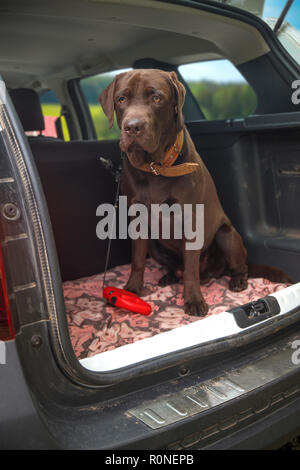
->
[99,151,125,292]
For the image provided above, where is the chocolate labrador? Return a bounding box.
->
[99,69,284,316]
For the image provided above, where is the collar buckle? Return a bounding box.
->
[149,161,160,175]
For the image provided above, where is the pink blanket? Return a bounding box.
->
[63,259,289,359]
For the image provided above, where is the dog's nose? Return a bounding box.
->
[124,118,145,135]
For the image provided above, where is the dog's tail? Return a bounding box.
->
[248,264,292,284]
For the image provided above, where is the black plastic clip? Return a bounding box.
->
[229,296,281,328]
[99,157,122,183]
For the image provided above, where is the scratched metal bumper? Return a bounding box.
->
[129,345,300,429]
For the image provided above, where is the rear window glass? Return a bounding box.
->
[179,60,257,120]
[80,69,131,140]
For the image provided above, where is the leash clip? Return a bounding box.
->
[103,286,152,315]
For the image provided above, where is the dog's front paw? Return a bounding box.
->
[184,296,209,317]
[229,274,248,292]
[124,280,143,296]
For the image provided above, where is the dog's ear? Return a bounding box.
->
[168,71,186,130]
[99,77,117,129]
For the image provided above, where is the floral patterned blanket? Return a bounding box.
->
[63,259,289,359]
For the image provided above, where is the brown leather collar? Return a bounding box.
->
[126,130,199,177]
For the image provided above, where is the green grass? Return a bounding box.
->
[89,105,120,140]
[41,79,257,140]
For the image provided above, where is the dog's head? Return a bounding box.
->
[99,69,186,165]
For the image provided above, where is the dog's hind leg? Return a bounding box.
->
[158,270,181,287]
[149,240,182,286]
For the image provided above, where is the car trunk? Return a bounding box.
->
[28,112,300,373]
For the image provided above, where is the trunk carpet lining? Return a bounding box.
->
[63,259,289,359]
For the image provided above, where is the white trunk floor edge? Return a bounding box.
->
[79,282,300,372]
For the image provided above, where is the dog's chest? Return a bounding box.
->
[127,172,177,206]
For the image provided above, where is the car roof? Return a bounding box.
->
[0,0,270,89]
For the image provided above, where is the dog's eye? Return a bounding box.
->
[152,95,161,103]
[118,96,126,103]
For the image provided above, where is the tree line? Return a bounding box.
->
[77,74,257,139]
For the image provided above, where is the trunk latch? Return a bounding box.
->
[229,296,280,328]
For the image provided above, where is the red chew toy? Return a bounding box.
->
[103,286,152,315]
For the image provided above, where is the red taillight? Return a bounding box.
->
[0,244,14,340]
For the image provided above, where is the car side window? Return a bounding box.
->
[40,90,70,141]
[80,69,131,140]
[179,60,257,121]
